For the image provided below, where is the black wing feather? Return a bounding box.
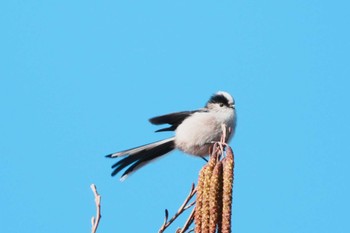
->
[149,110,204,132]
[149,111,195,125]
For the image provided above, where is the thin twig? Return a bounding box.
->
[90,184,101,233]
[185,201,196,210]
[158,184,197,233]
[161,209,169,230]
[178,207,196,233]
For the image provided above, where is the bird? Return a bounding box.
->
[106,91,236,181]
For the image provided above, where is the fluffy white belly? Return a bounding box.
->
[174,111,235,156]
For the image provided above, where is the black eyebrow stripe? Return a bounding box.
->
[208,94,229,106]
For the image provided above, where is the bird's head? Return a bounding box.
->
[206,91,235,110]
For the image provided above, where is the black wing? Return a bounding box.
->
[149,110,202,132]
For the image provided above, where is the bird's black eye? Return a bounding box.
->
[220,103,224,107]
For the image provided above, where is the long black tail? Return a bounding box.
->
[107,138,175,180]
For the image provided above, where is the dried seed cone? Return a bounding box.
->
[221,147,234,233]
[201,153,217,233]
[209,161,223,233]
[195,165,206,233]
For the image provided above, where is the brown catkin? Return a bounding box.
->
[221,147,234,233]
[200,150,218,233]
[209,161,223,233]
[195,165,206,233]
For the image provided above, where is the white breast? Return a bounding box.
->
[174,109,235,156]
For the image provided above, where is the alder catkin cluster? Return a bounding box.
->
[194,145,234,233]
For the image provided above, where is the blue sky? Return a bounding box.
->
[1,1,349,232]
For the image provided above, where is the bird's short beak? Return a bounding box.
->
[231,104,235,109]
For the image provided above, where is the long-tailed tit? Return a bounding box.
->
[106,91,236,180]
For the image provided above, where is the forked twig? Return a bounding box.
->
[178,207,196,233]
[158,184,197,233]
[90,184,101,233]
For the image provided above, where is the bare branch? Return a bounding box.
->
[184,200,196,210]
[178,207,196,233]
[90,184,101,233]
[162,209,169,228]
[158,184,197,233]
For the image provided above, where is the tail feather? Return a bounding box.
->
[106,138,174,158]
[118,141,175,180]
[108,138,175,179]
